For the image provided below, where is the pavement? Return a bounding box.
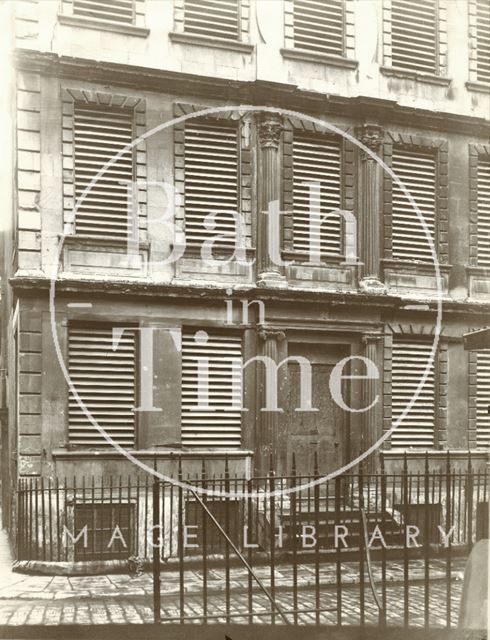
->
[0,530,466,629]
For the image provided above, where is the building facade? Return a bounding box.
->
[1,0,489,565]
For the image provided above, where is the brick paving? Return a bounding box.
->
[0,556,465,627]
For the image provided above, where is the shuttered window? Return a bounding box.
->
[391,0,438,74]
[73,0,135,25]
[184,121,239,250]
[184,0,239,40]
[292,133,342,257]
[181,331,242,448]
[292,0,344,56]
[68,325,136,447]
[391,341,435,448]
[392,147,436,262]
[476,352,490,448]
[477,159,490,267]
[74,104,133,239]
[476,0,490,84]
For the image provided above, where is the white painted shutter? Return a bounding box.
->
[391,341,435,448]
[476,352,490,448]
[73,0,135,24]
[184,121,239,249]
[74,104,133,239]
[391,0,437,74]
[68,326,136,447]
[292,0,344,56]
[477,159,490,267]
[392,147,436,261]
[181,332,242,448]
[477,0,490,84]
[292,133,342,257]
[184,0,239,40]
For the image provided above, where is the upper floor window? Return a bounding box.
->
[292,132,342,258]
[73,104,134,239]
[383,0,447,78]
[391,146,436,262]
[72,0,135,25]
[391,339,435,449]
[476,352,490,448]
[183,120,239,251]
[68,324,136,448]
[181,330,243,449]
[477,158,490,267]
[474,0,490,84]
[183,0,240,41]
[291,0,344,57]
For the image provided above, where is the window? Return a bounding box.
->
[292,0,344,56]
[292,133,342,258]
[68,325,136,447]
[477,158,490,267]
[181,331,242,448]
[391,146,436,262]
[476,0,490,84]
[184,120,239,250]
[476,352,490,448]
[390,0,438,74]
[72,0,135,25]
[73,104,133,239]
[183,0,239,40]
[391,340,435,448]
[74,503,132,561]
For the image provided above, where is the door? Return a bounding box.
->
[283,343,349,476]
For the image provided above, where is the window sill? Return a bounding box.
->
[466,81,490,94]
[283,250,356,266]
[383,258,451,273]
[281,48,358,69]
[380,66,452,87]
[467,265,490,275]
[63,233,149,251]
[169,31,254,54]
[52,448,253,459]
[58,14,149,37]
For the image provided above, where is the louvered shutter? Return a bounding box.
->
[477,159,490,267]
[74,104,133,239]
[184,121,239,249]
[476,352,490,448]
[68,325,136,447]
[476,0,490,84]
[391,341,435,448]
[292,0,344,56]
[391,0,437,74]
[292,133,342,257]
[181,332,242,448]
[184,0,239,40]
[73,0,135,25]
[392,147,436,262]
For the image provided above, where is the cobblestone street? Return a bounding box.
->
[0,558,465,627]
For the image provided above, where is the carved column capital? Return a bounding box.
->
[258,328,286,342]
[256,114,283,149]
[361,333,383,346]
[355,124,384,161]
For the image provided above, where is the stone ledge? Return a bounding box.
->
[169,31,254,54]
[280,48,358,69]
[58,14,149,38]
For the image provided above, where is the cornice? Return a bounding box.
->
[14,49,490,137]
[9,274,490,314]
